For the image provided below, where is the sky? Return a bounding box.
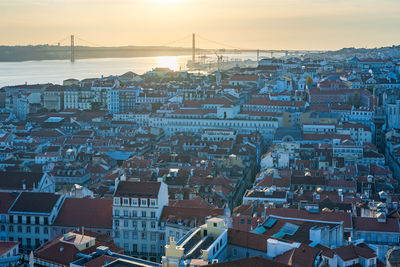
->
[0,0,399,50]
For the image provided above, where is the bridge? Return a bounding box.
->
[52,34,325,64]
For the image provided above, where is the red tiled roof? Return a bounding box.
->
[274,244,320,267]
[35,235,121,266]
[0,241,19,256]
[265,208,352,229]
[327,179,357,189]
[169,196,211,208]
[10,192,61,214]
[0,172,44,191]
[53,198,112,229]
[83,255,116,267]
[245,98,306,107]
[353,217,399,233]
[228,228,269,252]
[161,206,223,226]
[0,192,18,214]
[230,74,259,82]
[207,256,288,267]
[334,244,376,261]
[114,181,160,198]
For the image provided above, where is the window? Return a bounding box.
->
[132,198,138,206]
[114,231,120,238]
[18,216,22,224]
[44,227,48,234]
[151,232,156,241]
[124,220,128,227]
[44,218,48,225]
[27,216,31,224]
[122,198,129,206]
[18,226,22,233]
[8,225,13,232]
[150,199,157,207]
[141,232,147,240]
[151,211,156,218]
[141,244,147,253]
[123,210,129,217]
[133,232,138,240]
[151,244,156,252]
[160,233,165,241]
[142,211,146,218]
[9,215,13,223]
[114,198,120,205]
[151,221,156,229]
[123,231,129,239]
[141,199,147,206]
[114,210,120,217]
[142,221,146,229]
[26,226,31,233]
[115,220,120,227]
[132,244,137,252]
[132,210,137,217]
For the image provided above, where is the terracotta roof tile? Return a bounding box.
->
[207,256,288,267]
[53,198,112,229]
[9,192,62,214]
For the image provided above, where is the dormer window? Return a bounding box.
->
[132,198,138,206]
[150,199,157,207]
[113,198,120,206]
[122,198,129,206]
[141,199,148,207]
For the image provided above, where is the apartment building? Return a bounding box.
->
[108,87,138,114]
[7,192,64,251]
[64,87,92,110]
[113,178,168,262]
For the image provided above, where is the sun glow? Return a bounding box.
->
[156,56,180,71]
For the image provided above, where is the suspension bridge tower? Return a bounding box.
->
[192,33,195,63]
[70,35,75,62]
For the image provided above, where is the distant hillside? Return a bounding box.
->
[0,45,200,61]
[321,45,400,58]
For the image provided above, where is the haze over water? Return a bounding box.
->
[0,52,259,87]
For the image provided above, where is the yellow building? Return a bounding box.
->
[300,111,339,125]
[162,218,228,267]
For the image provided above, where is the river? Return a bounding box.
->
[0,52,263,87]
